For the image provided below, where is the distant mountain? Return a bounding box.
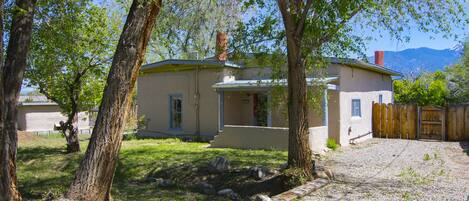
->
[368,47,463,75]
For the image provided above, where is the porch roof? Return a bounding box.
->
[212,77,339,91]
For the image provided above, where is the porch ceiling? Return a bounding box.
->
[212,77,339,91]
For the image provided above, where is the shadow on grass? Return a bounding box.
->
[17,146,66,162]
[18,140,286,200]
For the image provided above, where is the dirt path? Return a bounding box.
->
[304,139,469,201]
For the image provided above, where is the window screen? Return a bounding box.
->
[170,95,182,129]
[352,99,361,117]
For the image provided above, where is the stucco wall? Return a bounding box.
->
[210,125,327,153]
[17,105,89,132]
[137,68,226,136]
[336,65,393,146]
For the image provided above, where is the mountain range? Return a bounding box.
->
[367,47,463,75]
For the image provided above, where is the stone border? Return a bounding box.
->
[271,178,330,201]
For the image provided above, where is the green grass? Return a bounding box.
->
[326,138,339,150]
[17,134,287,200]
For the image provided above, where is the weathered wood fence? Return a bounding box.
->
[372,103,469,141]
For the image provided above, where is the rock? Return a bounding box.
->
[154,178,174,187]
[314,166,334,180]
[196,182,215,195]
[267,169,279,175]
[208,156,230,173]
[249,166,269,180]
[251,194,272,201]
[217,188,239,200]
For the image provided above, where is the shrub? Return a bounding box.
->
[423,153,431,161]
[326,138,339,150]
[281,168,312,189]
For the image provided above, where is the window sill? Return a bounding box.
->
[351,116,362,122]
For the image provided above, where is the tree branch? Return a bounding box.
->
[317,3,364,45]
[295,0,313,37]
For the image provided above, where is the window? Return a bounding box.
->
[379,94,383,104]
[352,99,361,117]
[170,95,182,129]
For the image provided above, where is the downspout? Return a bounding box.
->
[195,58,201,137]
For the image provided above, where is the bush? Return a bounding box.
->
[281,168,312,188]
[326,138,339,150]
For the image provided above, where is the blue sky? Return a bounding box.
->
[362,2,469,56]
[363,28,467,56]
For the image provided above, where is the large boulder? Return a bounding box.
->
[208,156,230,173]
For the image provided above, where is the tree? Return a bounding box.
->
[148,0,241,61]
[446,40,469,103]
[0,0,37,200]
[237,0,467,178]
[66,0,162,200]
[394,71,449,106]
[27,0,118,153]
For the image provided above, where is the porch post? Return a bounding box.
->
[322,88,328,126]
[218,91,224,132]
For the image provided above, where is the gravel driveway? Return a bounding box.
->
[304,139,469,201]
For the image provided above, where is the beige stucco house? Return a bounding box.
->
[137,34,400,152]
[17,96,89,132]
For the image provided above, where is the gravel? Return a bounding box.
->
[304,139,469,201]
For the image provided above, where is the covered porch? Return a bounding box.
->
[210,77,339,153]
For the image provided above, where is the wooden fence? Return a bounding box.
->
[372,103,469,141]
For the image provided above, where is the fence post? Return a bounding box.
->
[417,106,420,140]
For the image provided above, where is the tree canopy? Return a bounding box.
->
[26,0,119,152]
[28,0,118,115]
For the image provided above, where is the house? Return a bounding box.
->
[137,32,401,152]
[17,96,89,132]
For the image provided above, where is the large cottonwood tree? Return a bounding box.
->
[0,0,37,200]
[66,0,162,200]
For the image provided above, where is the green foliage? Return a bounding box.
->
[326,138,339,151]
[423,153,431,161]
[143,0,242,61]
[27,0,119,116]
[394,71,449,106]
[445,40,469,104]
[282,167,312,188]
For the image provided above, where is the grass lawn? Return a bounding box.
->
[17,133,287,200]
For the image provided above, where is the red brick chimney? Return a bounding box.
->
[216,32,228,61]
[374,51,384,66]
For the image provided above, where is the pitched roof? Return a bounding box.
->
[141,59,241,73]
[328,57,401,76]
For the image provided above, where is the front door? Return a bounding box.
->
[253,93,268,126]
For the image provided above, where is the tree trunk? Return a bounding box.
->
[0,0,36,200]
[63,112,80,153]
[66,1,161,200]
[277,0,313,177]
